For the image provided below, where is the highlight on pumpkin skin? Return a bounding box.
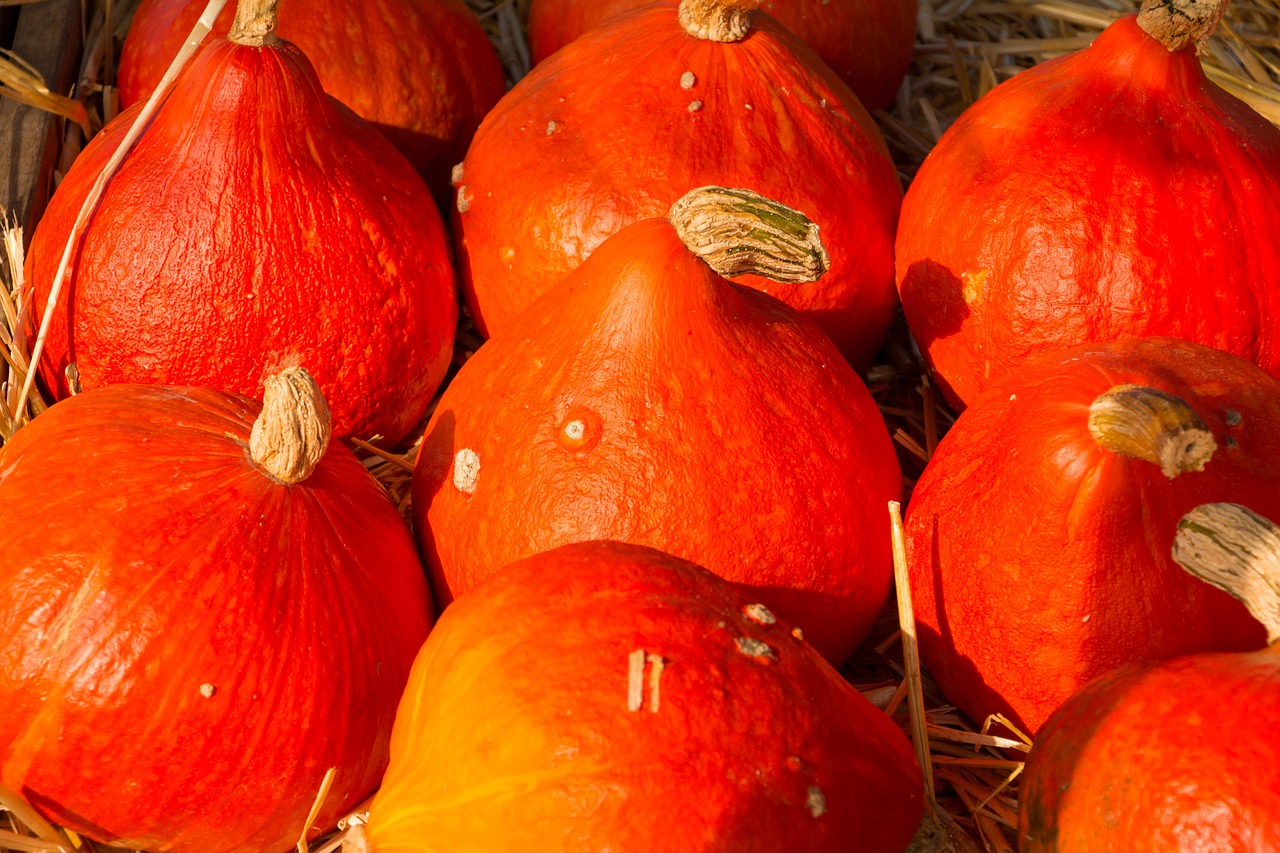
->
[667,186,831,283]
[248,366,332,484]
[677,0,761,41]
[1137,0,1229,53]
[1173,502,1280,643]
[1086,384,1217,479]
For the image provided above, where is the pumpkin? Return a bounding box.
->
[1019,503,1280,851]
[526,0,917,110]
[0,368,433,853]
[452,0,903,369]
[904,337,1280,734]
[118,0,505,199]
[414,187,902,665]
[26,0,457,446]
[361,540,925,852]
[895,0,1280,408]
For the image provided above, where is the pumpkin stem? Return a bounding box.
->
[229,0,279,47]
[668,186,830,283]
[249,367,331,484]
[1173,503,1280,644]
[1087,385,1216,478]
[678,0,761,42]
[1137,0,1228,55]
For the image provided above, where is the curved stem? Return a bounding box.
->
[230,0,279,47]
[677,0,761,43]
[1087,385,1216,478]
[668,186,830,284]
[249,367,331,484]
[1173,503,1280,644]
[1137,0,1228,54]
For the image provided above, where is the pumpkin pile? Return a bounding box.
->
[1,0,1279,848]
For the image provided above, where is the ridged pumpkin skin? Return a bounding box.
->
[414,217,902,665]
[526,0,917,110]
[366,541,925,852]
[1020,648,1280,850]
[452,4,903,368]
[904,338,1280,734]
[896,14,1280,408]
[118,0,505,198]
[26,35,456,446]
[0,384,433,853]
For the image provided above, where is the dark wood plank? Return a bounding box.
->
[0,0,83,236]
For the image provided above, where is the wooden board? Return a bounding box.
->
[0,0,83,236]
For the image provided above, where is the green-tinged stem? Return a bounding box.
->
[1087,385,1216,478]
[1173,503,1280,644]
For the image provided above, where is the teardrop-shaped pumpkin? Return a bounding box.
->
[453,0,903,368]
[0,369,433,853]
[904,337,1280,734]
[415,187,902,665]
[526,0,917,110]
[118,0,505,198]
[1020,503,1280,850]
[896,0,1280,408]
[363,540,925,852]
[26,0,457,446]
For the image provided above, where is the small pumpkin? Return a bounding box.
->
[526,0,918,110]
[415,187,902,665]
[1019,503,1280,851]
[904,337,1280,734]
[453,0,903,368]
[0,369,433,853]
[118,0,505,199]
[362,540,926,852]
[27,0,457,446]
[895,0,1280,408]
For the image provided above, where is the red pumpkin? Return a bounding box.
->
[27,0,457,446]
[452,0,903,368]
[363,540,925,852]
[526,0,917,110]
[904,337,1280,734]
[118,0,505,198]
[1020,503,1280,850]
[895,0,1280,408]
[415,187,902,665]
[0,369,433,853]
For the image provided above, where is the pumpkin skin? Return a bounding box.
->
[26,31,457,446]
[895,12,1280,408]
[413,209,902,665]
[365,540,925,852]
[1019,648,1280,851]
[526,0,918,110]
[452,2,903,368]
[0,382,433,853]
[117,0,506,199]
[904,337,1280,734]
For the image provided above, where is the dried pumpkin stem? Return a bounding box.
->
[678,0,761,42]
[230,0,279,46]
[1173,503,1280,644]
[1137,0,1228,54]
[668,186,830,283]
[1087,384,1216,478]
[249,367,332,484]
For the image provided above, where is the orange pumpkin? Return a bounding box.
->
[415,187,902,665]
[905,337,1280,734]
[453,0,903,368]
[1020,503,1280,850]
[526,0,918,110]
[364,540,926,852]
[118,0,505,198]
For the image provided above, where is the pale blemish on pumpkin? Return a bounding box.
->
[500,246,516,265]
[451,162,464,187]
[807,786,827,818]
[456,185,472,214]
[735,637,776,661]
[646,653,665,713]
[200,683,217,698]
[688,100,704,112]
[564,420,586,441]
[453,448,480,494]
[961,269,990,305]
[744,603,776,625]
[627,648,646,711]
[546,121,559,135]
[681,71,697,89]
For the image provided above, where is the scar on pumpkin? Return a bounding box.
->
[453,448,480,494]
[627,649,665,712]
[680,71,696,89]
[744,603,776,625]
[807,786,827,818]
[735,637,776,662]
